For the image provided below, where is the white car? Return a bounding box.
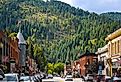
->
[5,73,19,82]
[65,75,73,82]
[47,74,53,79]
[113,77,121,82]
[84,74,94,81]
[20,76,31,82]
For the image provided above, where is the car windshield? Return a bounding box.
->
[20,76,30,81]
[6,75,17,81]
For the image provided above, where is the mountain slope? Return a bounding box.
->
[101,12,121,21]
[0,0,121,63]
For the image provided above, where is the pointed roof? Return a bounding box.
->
[17,28,26,44]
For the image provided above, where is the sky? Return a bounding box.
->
[57,0,121,14]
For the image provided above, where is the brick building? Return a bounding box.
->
[0,31,20,72]
[78,52,97,76]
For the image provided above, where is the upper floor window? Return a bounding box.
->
[118,40,119,53]
[112,43,115,55]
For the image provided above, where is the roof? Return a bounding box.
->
[95,45,108,54]
[17,29,26,44]
[79,52,97,58]
[105,27,121,41]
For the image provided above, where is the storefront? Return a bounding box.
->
[105,28,121,76]
[107,57,121,76]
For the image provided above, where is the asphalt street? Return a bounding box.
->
[42,78,84,82]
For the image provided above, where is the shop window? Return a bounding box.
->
[93,58,97,62]
[112,43,115,55]
[88,59,90,64]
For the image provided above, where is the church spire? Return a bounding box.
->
[19,27,21,33]
[17,28,26,44]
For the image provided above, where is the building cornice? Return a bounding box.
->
[105,28,121,41]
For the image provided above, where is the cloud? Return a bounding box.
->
[57,0,121,13]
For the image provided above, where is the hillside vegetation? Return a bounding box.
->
[0,0,121,66]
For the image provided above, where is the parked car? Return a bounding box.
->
[30,76,37,82]
[0,69,5,81]
[53,74,61,79]
[113,77,121,82]
[20,76,31,82]
[105,76,111,82]
[65,75,73,82]
[5,73,19,82]
[47,74,53,79]
[85,74,94,81]
[96,74,105,82]
[34,74,42,82]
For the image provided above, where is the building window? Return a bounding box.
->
[6,43,8,56]
[115,42,116,54]
[93,58,97,62]
[109,44,110,56]
[112,43,115,55]
[118,40,119,53]
[0,47,2,62]
[3,41,5,56]
[120,40,121,53]
[88,59,90,64]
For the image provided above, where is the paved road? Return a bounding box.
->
[42,78,84,82]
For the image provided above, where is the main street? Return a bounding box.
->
[42,78,84,82]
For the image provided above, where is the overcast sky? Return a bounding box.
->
[57,0,121,14]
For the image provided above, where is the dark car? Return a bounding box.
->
[0,69,5,80]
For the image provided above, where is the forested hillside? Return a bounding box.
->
[0,0,121,65]
[101,12,121,21]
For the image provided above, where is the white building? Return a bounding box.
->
[96,45,108,75]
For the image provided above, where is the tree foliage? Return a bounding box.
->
[0,0,121,68]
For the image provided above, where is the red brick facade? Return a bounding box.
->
[75,53,97,76]
[0,31,20,72]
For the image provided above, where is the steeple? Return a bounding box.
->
[19,27,21,33]
[17,28,26,44]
